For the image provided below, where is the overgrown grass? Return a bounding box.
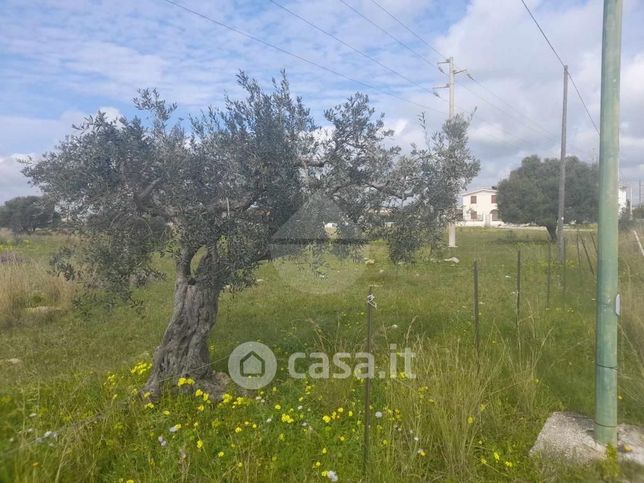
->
[0,228,642,481]
[0,239,75,329]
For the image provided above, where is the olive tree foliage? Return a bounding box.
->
[377,113,480,262]
[24,72,478,398]
[496,155,598,241]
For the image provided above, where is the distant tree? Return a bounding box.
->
[633,205,644,220]
[23,72,478,399]
[497,155,598,241]
[0,195,58,233]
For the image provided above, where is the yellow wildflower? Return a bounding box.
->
[281,414,294,424]
[196,440,204,449]
[218,451,224,457]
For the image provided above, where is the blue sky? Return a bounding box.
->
[1,0,643,203]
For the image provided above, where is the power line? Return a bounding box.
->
[366,0,572,150]
[456,78,559,142]
[461,75,595,160]
[361,0,596,159]
[519,0,600,136]
[463,74,559,139]
[568,74,600,134]
[337,0,439,69]
[341,0,539,149]
[371,0,552,137]
[431,91,535,151]
[342,0,542,151]
[269,0,437,98]
[519,0,565,66]
[161,0,446,115]
[368,0,446,59]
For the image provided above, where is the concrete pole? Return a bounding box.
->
[557,65,569,263]
[595,0,622,446]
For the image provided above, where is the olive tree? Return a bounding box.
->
[0,195,58,233]
[24,72,478,399]
[497,155,598,240]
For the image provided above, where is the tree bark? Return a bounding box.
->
[545,224,557,242]
[143,248,228,400]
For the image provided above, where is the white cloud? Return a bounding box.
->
[429,0,643,191]
[0,154,40,204]
[0,111,85,156]
[98,107,123,123]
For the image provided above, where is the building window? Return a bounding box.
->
[491,194,497,204]
[470,210,478,220]
[470,195,477,204]
[491,209,499,221]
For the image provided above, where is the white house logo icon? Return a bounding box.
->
[228,342,277,389]
[240,351,265,377]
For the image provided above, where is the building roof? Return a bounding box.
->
[462,188,497,196]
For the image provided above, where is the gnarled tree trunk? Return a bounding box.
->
[546,224,558,242]
[144,247,228,400]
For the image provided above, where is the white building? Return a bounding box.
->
[461,188,503,227]
[618,186,628,215]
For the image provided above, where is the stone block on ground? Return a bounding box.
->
[530,412,644,467]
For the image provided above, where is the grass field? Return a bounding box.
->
[0,227,643,482]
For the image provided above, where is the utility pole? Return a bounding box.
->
[435,57,467,248]
[557,65,569,263]
[595,0,622,446]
